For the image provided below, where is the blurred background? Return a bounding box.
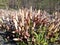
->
[0,0,60,14]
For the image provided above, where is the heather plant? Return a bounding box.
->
[0,9,60,45]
